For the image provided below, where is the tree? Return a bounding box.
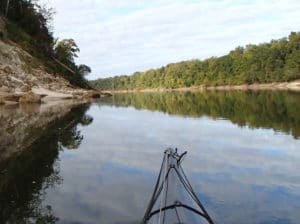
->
[78,64,91,77]
[1,0,91,88]
[90,32,300,90]
[5,0,10,17]
[54,38,79,65]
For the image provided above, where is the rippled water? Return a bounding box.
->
[0,91,300,224]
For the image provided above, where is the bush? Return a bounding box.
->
[6,22,31,43]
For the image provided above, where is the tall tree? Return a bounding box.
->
[54,38,79,65]
[78,64,92,77]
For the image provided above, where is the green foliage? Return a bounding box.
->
[91,32,300,90]
[2,0,54,56]
[51,38,92,88]
[78,64,92,77]
[54,39,79,65]
[5,21,32,50]
[6,21,30,41]
[0,0,92,89]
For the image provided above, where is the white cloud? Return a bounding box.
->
[43,0,300,79]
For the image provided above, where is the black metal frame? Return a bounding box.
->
[141,148,215,224]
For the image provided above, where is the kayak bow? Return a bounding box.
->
[141,148,214,224]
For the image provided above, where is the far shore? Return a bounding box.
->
[109,79,300,93]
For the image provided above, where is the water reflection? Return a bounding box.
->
[101,91,300,138]
[0,101,91,161]
[42,100,299,224]
[0,91,300,224]
[0,103,93,223]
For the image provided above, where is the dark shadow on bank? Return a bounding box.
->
[0,103,93,223]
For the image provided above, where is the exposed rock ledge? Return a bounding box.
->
[0,39,111,105]
[0,88,112,105]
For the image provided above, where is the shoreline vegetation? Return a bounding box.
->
[111,79,300,93]
[90,32,300,92]
[0,1,112,104]
[0,1,92,89]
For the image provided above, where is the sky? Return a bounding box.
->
[42,0,300,80]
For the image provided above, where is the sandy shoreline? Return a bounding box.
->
[110,79,300,93]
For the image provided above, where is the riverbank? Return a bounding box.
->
[110,79,300,93]
[0,38,111,105]
[0,89,112,105]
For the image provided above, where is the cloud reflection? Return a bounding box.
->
[43,104,300,224]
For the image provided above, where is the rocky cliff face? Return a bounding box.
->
[0,17,110,161]
[0,40,81,94]
[0,15,78,95]
[0,16,111,103]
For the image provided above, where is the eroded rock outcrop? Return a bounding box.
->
[0,32,110,103]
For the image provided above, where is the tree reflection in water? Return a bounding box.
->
[58,106,93,150]
[101,91,300,138]
[0,103,93,223]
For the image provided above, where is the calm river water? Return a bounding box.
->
[0,91,300,224]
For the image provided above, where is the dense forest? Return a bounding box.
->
[100,91,300,139]
[0,0,91,88]
[91,32,300,90]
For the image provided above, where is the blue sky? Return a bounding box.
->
[42,0,300,79]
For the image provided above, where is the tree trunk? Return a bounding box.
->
[5,0,10,17]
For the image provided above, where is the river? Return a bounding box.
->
[0,90,300,224]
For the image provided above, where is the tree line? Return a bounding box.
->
[0,0,91,88]
[90,32,300,90]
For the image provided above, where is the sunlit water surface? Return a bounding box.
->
[1,91,300,224]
